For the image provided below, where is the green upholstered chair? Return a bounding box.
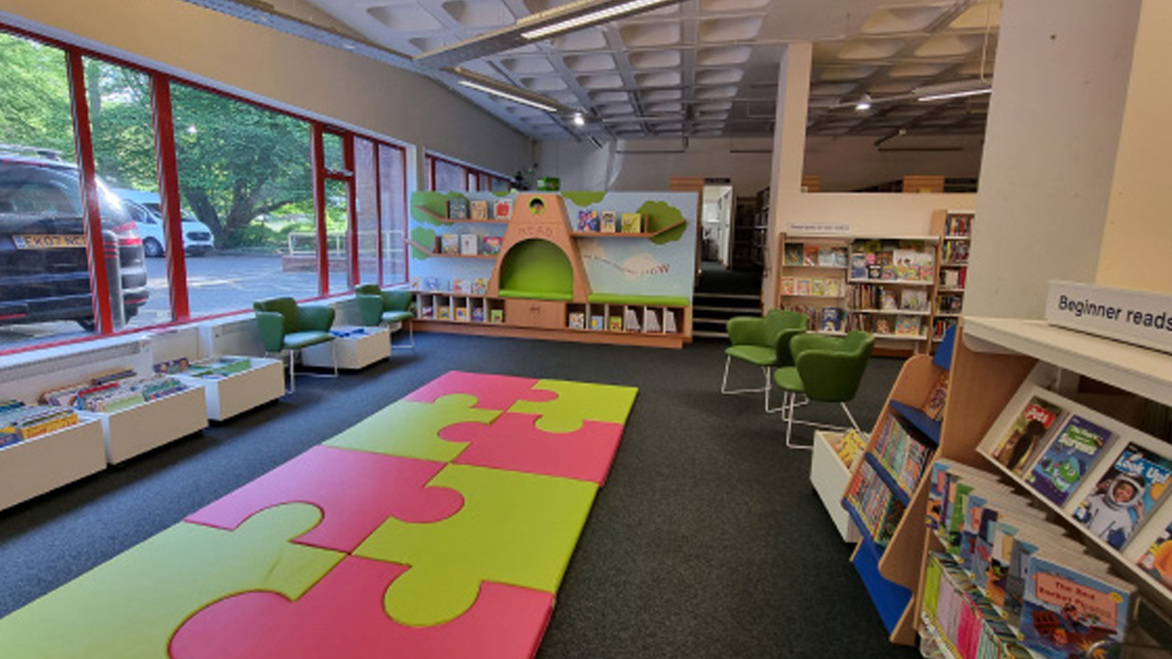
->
[721,309,809,411]
[253,296,337,392]
[773,330,875,449]
[354,284,416,350]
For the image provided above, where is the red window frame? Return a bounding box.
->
[425,153,509,193]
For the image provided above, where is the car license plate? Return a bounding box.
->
[13,234,87,249]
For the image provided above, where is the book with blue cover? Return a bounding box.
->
[1073,442,1172,549]
[1019,553,1135,659]
[1025,415,1115,507]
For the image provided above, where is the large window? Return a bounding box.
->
[427,153,511,193]
[0,24,411,355]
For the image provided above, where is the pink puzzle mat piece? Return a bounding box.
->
[440,412,624,485]
[403,371,558,411]
[169,555,553,659]
[185,446,463,553]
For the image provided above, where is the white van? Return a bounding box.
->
[112,189,215,257]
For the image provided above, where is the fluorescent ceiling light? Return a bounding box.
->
[520,0,677,40]
[917,87,992,102]
[855,93,872,112]
[458,81,557,112]
[572,113,586,127]
[914,79,992,102]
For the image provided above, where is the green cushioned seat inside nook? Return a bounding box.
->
[498,239,574,301]
[282,331,334,350]
[586,293,690,307]
[725,345,778,367]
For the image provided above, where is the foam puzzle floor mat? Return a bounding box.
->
[0,371,637,659]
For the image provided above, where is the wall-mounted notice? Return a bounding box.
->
[1046,280,1172,355]
[787,223,851,234]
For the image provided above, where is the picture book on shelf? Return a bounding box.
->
[1019,553,1135,659]
[454,306,469,322]
[490,308,504,323]
[1073,442,1172,549]
[568,312,586,329]
[1025,415,1115,507]
[819,307,842,333]
[589,315,605,330]
[894,315,922,337]
[810,278,825,297]
[608,315,623,332]
[493,199,512,220]
[471,278,488,295]
[796,278,811,296]
[880,290,898,310]
[921,371,949,421]
[990,395,1065,475]
[620,213,642,233]
[802,245,818,266]
[850,253,868,279]
[781,277,796,296]
[875,317,892,335]
[900,289,928,312]
[784,243,804,266]
[440,234,460,255]
[600,211,617,233]
[470,200,489,220]
[482,236,503,254]
[459,234,478,255]
[577,210,599,232]
[447,198,468,219]
[1137,519,1172,588]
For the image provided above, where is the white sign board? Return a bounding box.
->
[787,223,851,234]
[1046,280,1172,355]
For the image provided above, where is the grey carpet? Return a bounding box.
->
[0,333,920,658]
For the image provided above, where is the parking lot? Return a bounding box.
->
[1,254,323,351]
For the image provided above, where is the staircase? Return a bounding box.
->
[692,292,763,339]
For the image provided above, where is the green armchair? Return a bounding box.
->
[721,309,809,411]
[354,284,416,350]
[773,330,875,449]
[253,296,337,392]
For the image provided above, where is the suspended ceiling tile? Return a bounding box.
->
[550,27,607,50]
[520,76,568,91]
[546,90,580,103]
[655,122,683,132]
[695,101,733,112]
[563,53,617,72]
[866,80,918,94]
[599,102,636,115]
[914,34,984,57]
[860,6,950,35]
[808,97,839,109]
[695,68,745,85]
[441,0,515,28]
[589,91,630,103]
[818,65,879,81]
[837,38,906,60]
[957,61,994,76]
[634,70,682,87]
[641,88,683,102]
[695,110,729,120]
[696,86,738,99]
[642,3,683,17]
[698,16,764,42]
[644,101,683,113]
[408,35,454,52]
[888,62,950,78]
[700,0,770,10]
[691,129,725,137]
[365,3,443,31]
[629,50,682,69]
[809,82,858,96]
[578,74,624,89]
[951,1,1001,29]
[522,0,577,14]
[498,56,556,74]
[696,45,752,66]
[619,22,683,48]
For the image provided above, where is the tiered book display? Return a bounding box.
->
[930,210,974,345]
[840,328,956,642]
[902,318,1172,654]
[776,232,851,335]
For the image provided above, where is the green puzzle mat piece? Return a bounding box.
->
[0,504,343,659]
[508,379,639,432]
[324,396,500,462]
[353,463,598,627]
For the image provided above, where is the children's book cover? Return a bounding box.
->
[810,278,825,297]
[471,278,488,295]
[784,243,804,266]
[482,236,503,254]
[620,213,642,233]
[1137,520,1172,587]
[875,317,892,335]
[490,308,504,323]
[470,200,489,220]
[824,278,842,298]
[472,307,485,322]
[920,371,949,421]
[608,315,623,331]
[577,209,599,232]
[894,315,922,336]
[441,234,460,255]
[850,253,868,279]
[455,306,469,322]
[600,211,617,232]
[1019,555,1133,659]
[990,396,1065,475]
[1073,443,1172,549]
[437,305,451,320]
[880,290,899,310]
[460,234,478,255]
[781,277,796,296]
[568,312,586,329]
[1025,415,1115,507]
[589,315,605,330]
[802,245,819,266]
[447,198,468,219]
[796,278,811,296]
[493,199,512,220]
[819,307,841,333]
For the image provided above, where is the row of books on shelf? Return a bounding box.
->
[41,371,188,413]
[937,293,964,315]
[446,198,512,221]
[410,277,490,295]
[432,234,503,256]
[873,414,935,493]
[849,284,930,312]
[154,356,253,380]
[0,400,81,447]
[933,318,958,341]
[779,305,845,333]
[832,429,867,469]
[851,240,935,282]
[575,210,645,233]
[845,457,907,546]
[782,243,849,268]
[987,387,1172,555]
[927,460,1137,658]
[922,553,1033,659]
[848,313,924,337]
[941,240,969,264]
[780,276,844,298]
[943,213,974,237]
[940,267,968,289]
[568,308,679,333]
[418,303,503,323]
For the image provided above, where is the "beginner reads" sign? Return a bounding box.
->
[1046,281,1172,355]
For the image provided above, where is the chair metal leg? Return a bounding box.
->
[390,320,415,351]
[721,355,771,396]
[784,400,863,450]
[295,342,340,380]
[287,349,296,394]
[841,402,862,434]
[785,391,811,449]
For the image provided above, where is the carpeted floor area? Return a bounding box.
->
[0,332,920,658]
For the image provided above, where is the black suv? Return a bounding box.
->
[0,150,149,330]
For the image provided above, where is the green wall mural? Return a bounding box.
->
[562,191,607,207]
[410,191,467,226]
[409,227,436,259]
[639,200,687,245]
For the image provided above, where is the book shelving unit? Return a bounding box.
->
[173,356,284,422]
[94,386,207,465]
[929,210,974,346]
[846,236,939,353]
[0,416,106,511]
[840,329,956,643]
[775,232,852,335]
[898,318,1172,650]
